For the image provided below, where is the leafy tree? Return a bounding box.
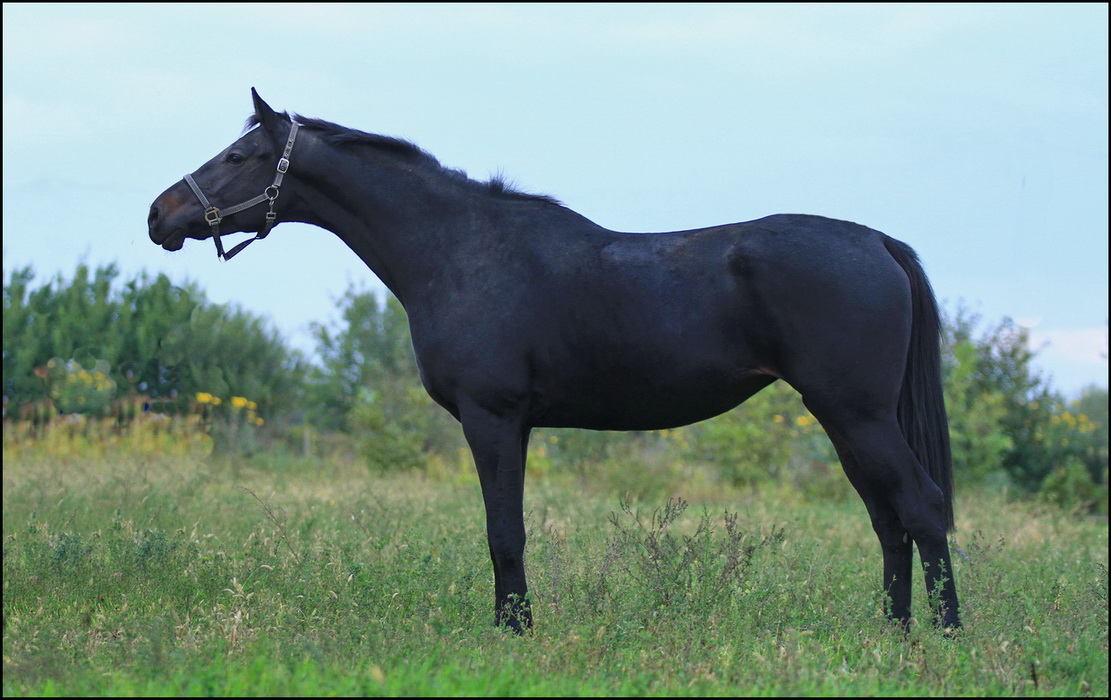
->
[941,315,1013,485]
[3,264,305,426]
[307,288,417,431]
[942,305,1108,507]
[113,271,207,400]
[307,287,463,468]
[1072,385,1109,484]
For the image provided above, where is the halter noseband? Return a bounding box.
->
[183,121,300,261]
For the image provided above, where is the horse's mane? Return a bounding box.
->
[245,113,560,206]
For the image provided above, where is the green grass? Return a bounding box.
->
[3,452,1107,696]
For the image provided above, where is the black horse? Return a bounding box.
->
[149,90,960,632]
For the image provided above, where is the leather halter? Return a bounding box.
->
[183,122,300,261]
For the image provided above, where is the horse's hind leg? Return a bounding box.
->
[822,426,914,625]
[806,401,960,630]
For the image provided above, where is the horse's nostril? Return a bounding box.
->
[148,205,160,227]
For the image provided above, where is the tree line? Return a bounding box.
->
[3,264,1106,510]
[3,264,305,423]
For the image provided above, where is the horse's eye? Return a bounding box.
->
[226,152,245,165]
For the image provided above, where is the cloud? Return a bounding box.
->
[1030,326,1109,365]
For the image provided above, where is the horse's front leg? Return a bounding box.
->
[460,404,532,633]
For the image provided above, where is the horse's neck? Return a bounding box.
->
[294,152,498,302]
[295,144,611,305]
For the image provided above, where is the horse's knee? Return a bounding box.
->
[487,527,526,571]
[874,524,910,552]
[490,547,524,572]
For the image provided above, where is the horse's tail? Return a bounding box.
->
[883,236,955,531]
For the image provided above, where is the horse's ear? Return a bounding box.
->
[251,88,286,139]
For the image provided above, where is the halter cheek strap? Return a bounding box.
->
[183,121,300,261]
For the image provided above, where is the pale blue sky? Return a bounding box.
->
[3,3,1107,395]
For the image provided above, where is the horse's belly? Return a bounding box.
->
[533,368,773,431]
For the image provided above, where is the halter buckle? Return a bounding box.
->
[203,207,222,226]
[277,157,290,174]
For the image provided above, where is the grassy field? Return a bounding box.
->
[3,451,1107,696]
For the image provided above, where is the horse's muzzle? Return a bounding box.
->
[148,187,192,250]
[147,203,162,232]
[148,204,179,250]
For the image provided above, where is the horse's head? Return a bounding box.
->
[148,89,299,260]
